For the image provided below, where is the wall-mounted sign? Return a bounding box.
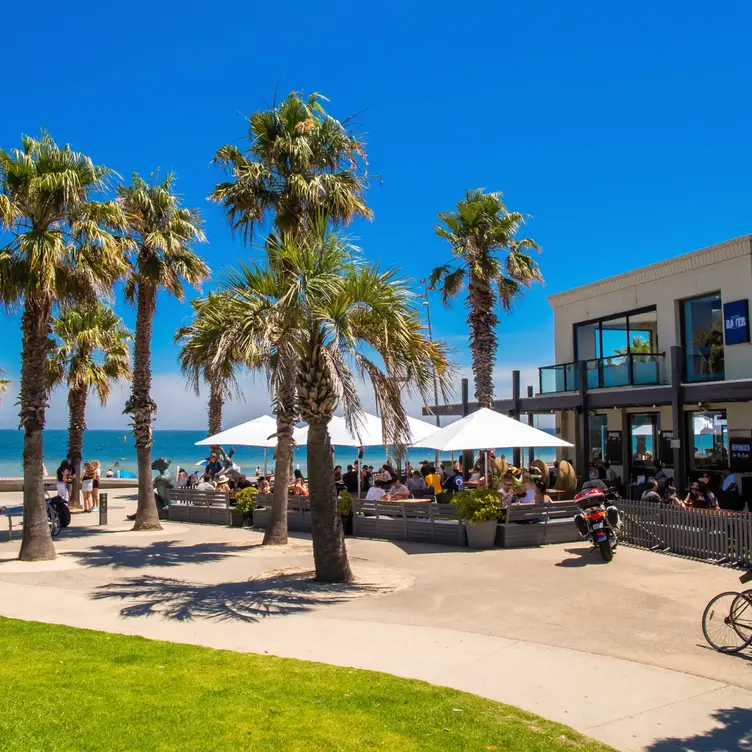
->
[605,431,623,464]
[730,440,752,473]
[723,299,750,345]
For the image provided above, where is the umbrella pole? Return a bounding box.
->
[485,450,488,487]
[357,447,362,499]
[263,447,267,477]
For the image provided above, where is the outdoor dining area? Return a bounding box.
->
[165,408,583,550]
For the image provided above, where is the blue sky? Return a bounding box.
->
[2,0,752,429]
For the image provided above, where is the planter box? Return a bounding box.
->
[466,519,498,549]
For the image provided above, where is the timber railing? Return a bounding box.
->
[618,499,752,567]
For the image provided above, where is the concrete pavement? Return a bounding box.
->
[1,489,751,751]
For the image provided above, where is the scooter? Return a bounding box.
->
[574,484,621,562]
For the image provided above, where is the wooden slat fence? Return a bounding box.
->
[618,499,752,567]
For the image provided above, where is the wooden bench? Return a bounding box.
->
[167,489,231,525]
[496,501,582,548]
[352,499,465,546]
[252,495,312,532]
[0,505,24,542]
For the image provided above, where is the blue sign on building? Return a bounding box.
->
[723,299,750,345]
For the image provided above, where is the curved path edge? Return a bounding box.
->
[0,580,749,751]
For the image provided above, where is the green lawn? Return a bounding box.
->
[0,617,612,751]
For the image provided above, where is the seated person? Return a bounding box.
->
[388,478,410,499]
[257,477,271,494]
[365,483,386,501]
[215,474,231,493]
[176,467,189,488]
[640,479,662,504]
[195,473,216,492]
[406,470,427,494]
[534,480,552,504]
[292,469,308,496]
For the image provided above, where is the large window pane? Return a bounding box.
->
[630,413,658,466]
[689,411,728,471]
[600,316,628,357]
[627,309,658,353]
[589,414,608,461]
[683,293,724,382]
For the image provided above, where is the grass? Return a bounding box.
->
[0,617,613,751]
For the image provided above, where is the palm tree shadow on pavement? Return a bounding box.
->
[647,706,752,751]
[91,570,386,622]
[68,540,259,569]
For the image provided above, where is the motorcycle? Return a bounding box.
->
[573,482,621,562]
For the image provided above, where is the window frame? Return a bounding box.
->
[573,305,658,361]
[679,291,725,383]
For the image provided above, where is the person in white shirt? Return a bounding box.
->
[195,474,216,492]
[365,485,385,501]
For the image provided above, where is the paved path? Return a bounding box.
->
[1,490,751,751]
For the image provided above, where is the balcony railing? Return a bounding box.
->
[539,353,665,393]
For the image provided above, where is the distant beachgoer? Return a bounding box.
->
[255,466,261,477]
[56,460,71,502]
[91,460,101,511]
[81,462,95,512]
[105,467,114,478]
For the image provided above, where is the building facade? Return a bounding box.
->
[427,234,752,502]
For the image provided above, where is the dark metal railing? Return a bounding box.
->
[539,353,665,393]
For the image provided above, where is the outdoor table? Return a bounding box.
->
[546,489,565,497]
[465,480,480,488]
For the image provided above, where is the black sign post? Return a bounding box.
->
[98,493,108,526]
[730,441,752,474]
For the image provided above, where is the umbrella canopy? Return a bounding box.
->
[195,415,306,448]
[295,413,438,447]
[410,408,573,452]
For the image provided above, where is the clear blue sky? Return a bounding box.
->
[2,0,752,429]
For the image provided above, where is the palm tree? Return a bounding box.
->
[0,133,127,561]
[175,293,243,438]
[430,189,541,409]
[120,173,208,531]
[222,228,451,582]
[210,90,371,546]
[48,301,132,507]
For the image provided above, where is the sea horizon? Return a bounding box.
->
[0,428,558,478]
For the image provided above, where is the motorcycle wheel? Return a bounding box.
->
[598,539,613,562]
[48,507,61,538]
[56,503,71,528]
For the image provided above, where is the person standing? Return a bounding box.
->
[91,460,101,511]
[56,460,72,503]
[445,466,465,494]
[81,462,95,512]
[424,466,442,495]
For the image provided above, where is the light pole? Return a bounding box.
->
[421,279,441,467]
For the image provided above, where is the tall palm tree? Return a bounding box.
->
[48,301,132,507]
[430,189,542,409]
[0,133,127,561]
[210,90,371,546]
[175,293,243,438]
[120,173,208,531]
[223,228,451,582]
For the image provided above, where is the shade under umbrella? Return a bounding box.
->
[410,407,573,452]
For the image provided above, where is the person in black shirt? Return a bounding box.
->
[342,464,359,495]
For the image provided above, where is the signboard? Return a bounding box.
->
[730,441,752,473]
[605,431,623,464]
[723,299,750,345]
[659,431,674,467]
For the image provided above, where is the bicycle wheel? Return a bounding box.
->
[703,592,752,653]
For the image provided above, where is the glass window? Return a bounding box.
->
[683,293,724,382]
[589,414,608,462]
[688,411,728,471]
[630,413,658,467]
[627,309,658,354]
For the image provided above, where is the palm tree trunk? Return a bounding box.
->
[467,271,498,409]
[207,382,224,436]
[307,421,353,583]
[67,385,87,510]
[18,296,56,562]
[125,282,160,531]
[263,352,296,546]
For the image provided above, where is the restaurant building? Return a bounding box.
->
[428,234,752,500]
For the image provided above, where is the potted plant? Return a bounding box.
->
[232,486,258,527]
[454,487,501,549]
[339,490,354,536]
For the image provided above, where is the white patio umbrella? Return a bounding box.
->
[411,408,572,452]
[196,415,307,475]
[411,408,573,487]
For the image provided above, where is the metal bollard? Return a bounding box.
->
[99,493,108,525]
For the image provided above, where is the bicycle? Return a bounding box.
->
[702,570,752,653]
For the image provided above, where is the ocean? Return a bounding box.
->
[0,429,558,478]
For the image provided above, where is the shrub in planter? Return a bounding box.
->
[454,487,501,549]
[234,487,258,526]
